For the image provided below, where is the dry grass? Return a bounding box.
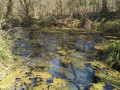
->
[0,30,13,70]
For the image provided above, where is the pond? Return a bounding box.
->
[8,27,117,90]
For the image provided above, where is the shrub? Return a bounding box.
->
[106,41,120,68]
[101,20,120,33]
[8,18,21,26]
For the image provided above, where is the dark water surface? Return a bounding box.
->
[10,27,115,90]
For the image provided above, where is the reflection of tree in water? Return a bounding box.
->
[49,60,94,90]
[76,39,94,53]
[13,38,33,57]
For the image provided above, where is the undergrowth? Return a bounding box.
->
[106,41,120,69]
[101,20,120,33]
[0,31,13,68]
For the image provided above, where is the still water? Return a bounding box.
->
[10,27,114,90]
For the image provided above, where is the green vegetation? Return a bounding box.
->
[90,41,120,89]
[90,82,105,90]
[1,0,120,32]
[91,61,120,89]
[100,20,120,33]
[106,41,120,68]
[0,58,68,90]
[0,31,13,66]
[0,0,120,89]
[0,37,12,61]
[0,31,13,81]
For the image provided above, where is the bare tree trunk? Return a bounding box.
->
[19,0,32,18]
[116,0,120,12]
[102,0,107,16]
[6,0,13,19]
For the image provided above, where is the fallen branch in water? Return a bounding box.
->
[107,71,120,78]
[2,28,13,37]
[107,82,120,90]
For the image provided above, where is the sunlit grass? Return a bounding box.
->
[0,38,12,61]
[0,31,13,69]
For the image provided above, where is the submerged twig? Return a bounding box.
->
[2,28,13,37]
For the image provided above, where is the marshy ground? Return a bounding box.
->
[0,27,120,90]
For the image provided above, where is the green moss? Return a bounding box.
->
[48,78,68,90]
[90,61,108,69]
[94,43,109,50]
[90,82,105,90]
[57,50,67,56]
[0,66,30,89]
[0,31,13,81]
[32,71,68,90]
[33,84,48,90]
[33,78,68,90]
[90,61,120,89]
[0,60,53,89]
[95,69,120,88]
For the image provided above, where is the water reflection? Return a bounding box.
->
[49,60,94,90]
[104,83,115,90]
[76,39,94,53]
[11,28,102,90]
[11,29,96,89]
[13,38,32,57]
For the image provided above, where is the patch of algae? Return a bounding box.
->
[90,82,105,90]
[57,50,67,56]
[90,61,108,69]
[49,78,68,90]
[94,43,109,50]
[34,78,68,90]
[61,56,72,65]
[90,61,120,89]
[95,70,120,88]
[30,72,52,90]
[31,71,52,79]
[0,60,53,89]
[14,71,52,90]
[33,64,52,72]
[60,51,86,69]
[56,45,76,56]
[0,66,30,89]
[33,84,48,90]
